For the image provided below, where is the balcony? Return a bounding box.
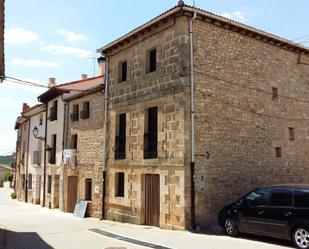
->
[115,135,126,160]
[63,149,76,167]
[32,151,42,166]
[144,132,157,159]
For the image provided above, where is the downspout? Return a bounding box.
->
[189,10,197,231]
[25,118,30,203]
[62,99,68,212]
[42,103,48,207]
[101,56,109,220]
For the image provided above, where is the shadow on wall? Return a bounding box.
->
[0,229,53,249]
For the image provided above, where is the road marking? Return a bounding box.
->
[89,228,173,249]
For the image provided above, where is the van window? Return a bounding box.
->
[245,188,270,207]
[294,190,309,208]
[270,189,292,207]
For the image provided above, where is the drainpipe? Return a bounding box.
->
[42,103,48,207]
[101,56,109,220]
[189,10,197,231]
[25,118,30,203]
[62,100,68,212]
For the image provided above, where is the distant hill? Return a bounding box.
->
[0,155,13,166]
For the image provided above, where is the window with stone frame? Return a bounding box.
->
[71,134,78,150]
[47,175,52,194]
[118,61,127,82]
[289,127,295,141]
[48,134,56,164]
[146,48,157,73]
[71,104,79,121]
[49,100,58,121]
[144,107,158,159]
[85,178,92,201]
[272,87,278,101]
[115,113,126,160]
[275,147,282,158]
[115,172,125,197]
[81,102,90,119]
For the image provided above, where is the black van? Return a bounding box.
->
[218,185,309,249]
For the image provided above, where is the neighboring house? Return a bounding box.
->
[14,103,31,202]
[22,104,46,205]
[0,164,10,188]
[63,84,105,217]
[97,2,309,230]
[37,75,104,210]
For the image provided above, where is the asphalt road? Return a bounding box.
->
[0,187,295,249]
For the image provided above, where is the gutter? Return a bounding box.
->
[189,10,197,231]
[42,104,48,207]
[101,57,109,220]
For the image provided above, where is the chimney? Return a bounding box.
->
[178,0,185,7]
[97,56,106,76]
[48,77,56,88]
[22,103,30,112]
[81,74,88,80]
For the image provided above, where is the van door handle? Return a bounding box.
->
[257,211,264,215]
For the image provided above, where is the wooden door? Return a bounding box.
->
[144,174,160,227]
[67,176,78,213]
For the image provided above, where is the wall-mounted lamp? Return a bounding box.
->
[33,126,45,141]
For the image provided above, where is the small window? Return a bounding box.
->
[118,61,127,82]
[289,127,295,141]
[39,114,43,126]
[245,188,270,207]
[71,134,78,150]
[81,102,90,119]
[71,104,79,121]
[48,134,57,164]
[272,87,278,101]
[294,190,309,208]
[115,172,125,197]
[144,107,158,159]
[28,173,32,190]
[275,147,282,158]
[115,113,126,160]
[85,178,92,201]
[147,49,157,73]
[47,175,52,194]
[50,100,58,121]
[270,189,292,207]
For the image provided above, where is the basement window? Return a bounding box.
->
[144,107,158,159]
[275,147,282,158]
[289,127,295,141]
[115,113,126,160]
[118,61,127,82]
[115,172,125,197]
[85,178,92,201]
[47,175,52,194]
[272,87,278,101]
[147,48,157,73]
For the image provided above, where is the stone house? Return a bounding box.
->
[37,75,103,210]
[0,165,10,188]
[63,84,104,217]
[98,2,309,230]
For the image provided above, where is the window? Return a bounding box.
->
[270,189,292,207]
[115,113,126,160]
[115,172,125,197]
[289,127,295,141]
[147,49,157,73]
[71,134,78,150]
[47,175,52,194]
[275,147,282,158]
[245,188,270,207]
[81,102,90,119]
[49,100,58,121]
[144,107,158,159]
[28,173,32,190]
[118,61,127,82]
[272,87,278,101]
[39,114,43,126]
[48,134,56,164]
[85,178,92,201]
[71,104,79,121]
[294,190,309,208]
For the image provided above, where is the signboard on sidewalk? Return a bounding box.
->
[73,201,88,218]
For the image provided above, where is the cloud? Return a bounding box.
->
[41,44,94,59]
[11,58,60,68]
[221,10,247,21]
[0,96,21,110]
[2,78,47,94]
[5,27,39,45]
[57,29,88,42]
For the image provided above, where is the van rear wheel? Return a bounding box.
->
[224,217,239,237]
[293,227,309,249]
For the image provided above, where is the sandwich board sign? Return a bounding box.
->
[73,200,88,218]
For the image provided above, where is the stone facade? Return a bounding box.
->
[64,88,104,217]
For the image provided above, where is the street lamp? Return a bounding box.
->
[32,126,44,140]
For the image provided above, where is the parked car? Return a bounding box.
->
[218,185,309,249]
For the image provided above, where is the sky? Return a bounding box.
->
[0,0,309,156]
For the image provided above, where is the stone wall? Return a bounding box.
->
[193,18,309,229]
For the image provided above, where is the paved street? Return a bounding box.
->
[0,187,294,249]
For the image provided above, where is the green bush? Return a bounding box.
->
[3,172,12,182]
[10,192,16,199]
